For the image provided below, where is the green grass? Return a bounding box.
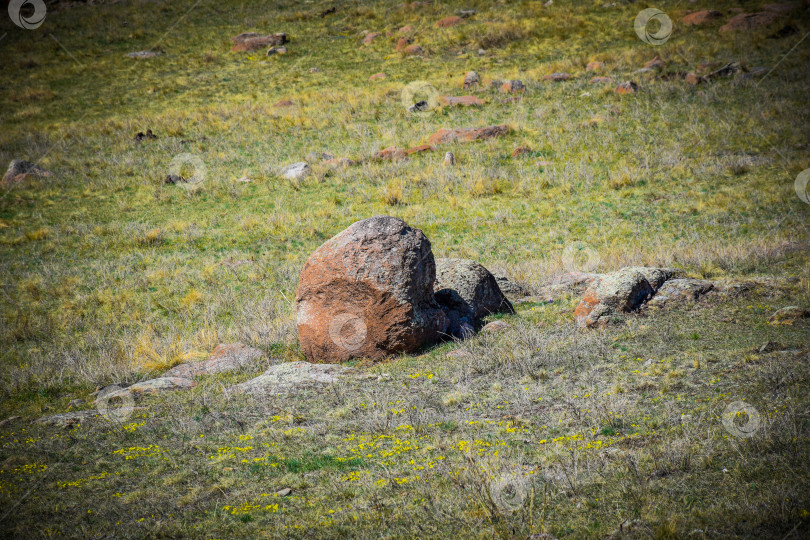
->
[0,0,809,537]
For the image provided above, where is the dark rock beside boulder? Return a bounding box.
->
[434,258,514,337]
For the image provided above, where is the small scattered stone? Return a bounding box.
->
[280,162,311,180]
[396,36,413,50]
[768,306,809,325]
[436,16,463,27]
[501,80,525,93]
[427,125,509,145]
[232,33,287,52]
[463,71,481,89]
[2,159,53,185]
[644,56,665,69]
[542,72,571,81]
[398,25,414,34]
[440,95,484,106]
[615,81,639,94]
[134,129,157,142]
[363,32,381,45]
[681,9,723,25]
[481,320,512,333]
[403,44,425,55]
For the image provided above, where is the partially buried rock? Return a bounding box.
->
[296,216,449,362]
[280,162,311,180]
[441,95,484,106]
[645,278,714,309]
[501,80,525,93]
[434,258,514,338]
[481,320,512,333]
[230,361,360,395]
[492,273,530,300]
[681,9,723,25]
[232,33,287,52]
[375,147,407,160]
[463,71,481,89]
[768,306,810,325]
[163,343,266,378]
[719,12,781,32]
[2,159,52,185]
[427,125,509,145]
[103,377,196,400]
[436,16,463,27]
[615,81,639,94]
[574,267,659,328]
[35,410,99,428]
[403,44,425,55]
[542,72,571,81]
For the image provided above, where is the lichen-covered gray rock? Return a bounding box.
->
[164,343,265,378]
[574,267,657,327]
[434,258,514,337]
[230,361,360,395]
[646,278,714,309]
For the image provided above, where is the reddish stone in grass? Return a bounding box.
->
[719,12,781,32]
[615,81,639,94]
[500,80,525,93]
[296,216,448,362]
[375,147,407,160]
[369,72,387,81]
[398,25,414,34]
[436,16,463,28]
[590,76,612,84]
[231,33,287,52]
[363,32,381,45]
[405,144,435,155]
[586,61,603,71]
[684,72,705,85]
[403,44,425,55]
[427,124,509,145]
[440,95,484,106]
[273,99,294,107]
[681,9,723,25]
[511,147,532,158]
[542,72,571,81]
[396,37,412,51]
[644,56,665,69]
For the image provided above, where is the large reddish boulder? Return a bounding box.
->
[296,216,449,362]
[231,33,287,52]
[681,10,723,25]
[427,124,509,145]
[719,12,781,32]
